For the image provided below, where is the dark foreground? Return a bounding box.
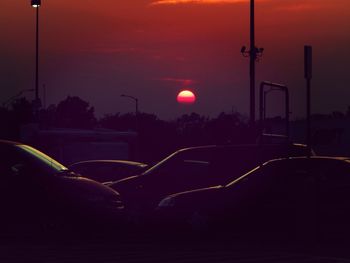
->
[2,234,350,263]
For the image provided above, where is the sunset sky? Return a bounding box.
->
[1,0,349,119]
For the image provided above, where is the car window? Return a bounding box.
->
[13,144,68,176]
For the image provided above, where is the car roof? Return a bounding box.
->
[264,156,350,165]
[225,156,350,188]
[0,140,22,146]
[70,160,147,167]
[176,143,308,152]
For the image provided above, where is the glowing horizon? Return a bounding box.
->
[151,0,252,5]
[1,0,350,119]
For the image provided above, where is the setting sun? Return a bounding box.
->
[177,90,196,104]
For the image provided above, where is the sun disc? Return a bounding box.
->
[177,90,196,104]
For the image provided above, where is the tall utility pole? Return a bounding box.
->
[241,0,264,126]
[249,0,256,125]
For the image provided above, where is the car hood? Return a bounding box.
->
[167,185,224,199]
[161,185,225,209]
[51,175,121,203]
[108,175,143,193]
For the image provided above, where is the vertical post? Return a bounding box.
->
[121,94,139,160]
[135,98,139,161]
[306,78,311,157]
[304,45,312,157]
[263,90,267,121]
[43,84,46,109]
[35,6,39,102]
[135,98,139,116]
[135,98,139,134]
[249,0,256,125]
[285,88,290,139]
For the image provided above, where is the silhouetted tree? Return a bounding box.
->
[11,97,34,124]
[55,96,96,129]
[175,113,208,147]
[137,112,177,161]
[99,112,177,163]
[206,112,249,144]
[99,113,138,131]
[0,106,17,140]
[331,111,345,119]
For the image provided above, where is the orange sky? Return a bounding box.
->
[1,0,350,118]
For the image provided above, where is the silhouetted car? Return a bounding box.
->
[0,140,124,237]
[69,160,148,183]
[108,143,314,218]
[157,156,350,240]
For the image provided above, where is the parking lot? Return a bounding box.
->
[2,238,350,263]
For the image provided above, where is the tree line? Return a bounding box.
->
[2,96,349,162]
[0,96,252,162]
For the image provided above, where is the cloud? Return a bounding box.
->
[151,0,249,5]
[79,47,145,54]
[158,77,196,86]
[275,3,318,11]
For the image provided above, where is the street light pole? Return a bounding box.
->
[35,4,39,102]
[121,94,139,116]
[121,94,139,160]
[31,0,41,106]
[2,89,35,108]
[121,94,139,133]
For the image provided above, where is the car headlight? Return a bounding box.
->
[158,196,176,208]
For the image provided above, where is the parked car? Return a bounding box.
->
[157,156,350,240]
[108,143,314,217]
[0,140,124,237]
[69,160,148,183]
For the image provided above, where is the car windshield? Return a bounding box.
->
[141,151,178,177]
[15,144,68,175]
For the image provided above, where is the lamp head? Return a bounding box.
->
[31,0,41,8]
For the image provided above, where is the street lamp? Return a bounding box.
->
[120,94,139,116]
[121,93,139,131]
[2,89,35,108]
[31,0,41,7]
[31,0,41,106]
[121,94,139,160]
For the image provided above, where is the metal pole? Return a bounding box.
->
[135,98,139,135]
[263,90,267,121]
[259,81,289,141]
[43,84,46,109]
[306,78,311,157]
[35,6,39,102]
[249,0,256,125]
[135,98,139,116]
[304,45,312,157]
[285,87,290,139]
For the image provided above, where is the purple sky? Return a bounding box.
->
[1,0,350,119]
